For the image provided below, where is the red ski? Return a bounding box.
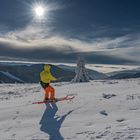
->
[32,95,75,104]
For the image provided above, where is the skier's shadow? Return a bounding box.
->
[40,103,73,140]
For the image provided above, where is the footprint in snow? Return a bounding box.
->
[4,127,12,132]
[96,131,110,139]
[100,110,108,116]
[129,108,138,111]
[16,111,19,114]
[12,116,18,120]
[102,93,116,99]
[126,95,135,100]
[13,111,20,120]
[126,94,140,100]
[106,126,111,129]
[12,133,16,137]
[116,118,126,122]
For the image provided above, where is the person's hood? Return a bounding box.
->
[44,64,51,72]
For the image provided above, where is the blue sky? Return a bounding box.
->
[0,0,140,64]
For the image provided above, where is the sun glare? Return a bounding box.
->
[34,5,46,19]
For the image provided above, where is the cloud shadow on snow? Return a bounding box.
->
[40,103,73,140]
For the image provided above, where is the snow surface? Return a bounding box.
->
[0,79,140,140]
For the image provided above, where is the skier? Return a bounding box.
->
[40,64,57,101]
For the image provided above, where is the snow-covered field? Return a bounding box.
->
[0,79,140,140]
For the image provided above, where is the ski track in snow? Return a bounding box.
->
[0,79,140,140]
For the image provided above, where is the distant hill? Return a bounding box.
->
[0,62,108,83]
[107,69,140,79]
[0,63,75,83]
[0,62,140,83]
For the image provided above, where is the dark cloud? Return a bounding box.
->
[0,42,137,65]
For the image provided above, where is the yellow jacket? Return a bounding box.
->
[40,65,57,83]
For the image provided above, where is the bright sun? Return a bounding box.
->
[34,5,45,18]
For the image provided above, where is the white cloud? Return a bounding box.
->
[0,25,140,63]
[0,25,126,50]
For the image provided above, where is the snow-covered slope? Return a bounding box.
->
[0,71,24,83]
[0,79,140,140]
[107,69,140,79]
